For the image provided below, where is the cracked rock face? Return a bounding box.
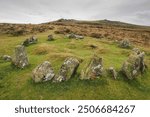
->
[54,57,80,82]
[12,45,29,69]
[81,55,103,80]
[122,48,146,80]
[32,61,55,83]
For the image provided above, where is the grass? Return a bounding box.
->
[0,30,150,100]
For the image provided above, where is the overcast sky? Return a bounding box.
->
[0,0,150,25]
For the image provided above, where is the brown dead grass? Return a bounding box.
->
[33,43,57,55]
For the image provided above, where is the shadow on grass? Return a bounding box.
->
[27,73,108,93]
[120,72,150,93]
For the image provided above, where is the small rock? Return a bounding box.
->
[2,55,12,62]
[108,67,117,79]
[54,57,80,82]
[47,35,54,41]
[67,33,84,39]
[12,45,29,68]
[81,55,103,80]
[22,36,38,46]
[32,61,55,83]
[119,39,131,48]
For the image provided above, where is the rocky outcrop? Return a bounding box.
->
[54,57,80,82]
[22,36,38,46]
[32,61,55,83]
[81,55,103,80]
[121,48,146,80]
[12,45,29,68]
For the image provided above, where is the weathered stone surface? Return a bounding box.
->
[81,55,103,80]
[2,55,12,62]
[12,45,29,68]
[122,48,146,80]
[54,57,80,82]
[32,61,55,83]
[119,39,131,48]
[108,67,117,79]
[67,33,84,39]
[22,36,38,46]
[47,35,54,41]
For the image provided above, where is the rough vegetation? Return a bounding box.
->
[0,19,150,100]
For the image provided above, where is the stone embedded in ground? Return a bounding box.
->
[47,35,54,41]
[108,67,117,79]
[54,57,80,82]
[22,36,38,46]
[121,49,146,80]
[12,45,29,69]
[119,39,131,48]
[67,33,84,39]
[81,55,103,80]
[32,61,55,83]
[2,55,12,62]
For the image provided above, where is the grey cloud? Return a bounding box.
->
[0,0,149,25]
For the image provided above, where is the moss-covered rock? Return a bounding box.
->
[54,57,80,82]
[81,55,104,80]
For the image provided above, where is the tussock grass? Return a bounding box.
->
[0,30,150,100]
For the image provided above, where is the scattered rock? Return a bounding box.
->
[108,67,117,79]
[54,57,80,82]
[12,45,29,68]
[81,55,103,80]
[119,39,131,48]
[47,35,54,41]
[121,49,146,80]
[22,36,38,46]
[32,61,55,83]
[2,55,12,62]
[67,33,84,39]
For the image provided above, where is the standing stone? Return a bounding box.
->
[108,67,117,79]
[121,49,146,80]
[32,61,55,83]
[47,35,54,41]
[81,55,103,80]
[12,45,29,68]
[54,57,80,82]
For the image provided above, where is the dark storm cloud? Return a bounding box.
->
[0,0,149,25]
